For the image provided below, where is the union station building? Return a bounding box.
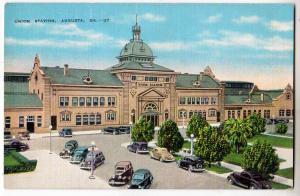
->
[4,22,294,134]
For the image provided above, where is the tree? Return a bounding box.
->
[246,113,266,136]
[276,123,288,134]
[223,118,249,153]
[131,116,154,142]
[194,125,231,167]
[186,114,208,138]
[157,120,184,152]
[242,140,279,177]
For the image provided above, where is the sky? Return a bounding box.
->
[4,3,294,89]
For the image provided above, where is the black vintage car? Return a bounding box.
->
[118,126,131,134]
[127,142,149,154]
[4,139,29,152]
[103,127,120,135]
[108,161,134,186]
[59,128,73,137]
[176,155,205,172]
[265,118,289,125]
[227,170,272,189]
[128,169,154,189]
[59,140,79,158]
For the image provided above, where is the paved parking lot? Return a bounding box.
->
[12,133,238,189]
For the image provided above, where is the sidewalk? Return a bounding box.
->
[4,150,111,189]
[30,129,102,139]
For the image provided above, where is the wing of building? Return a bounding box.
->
[4,21,294,134]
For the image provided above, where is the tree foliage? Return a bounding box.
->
[242,140,279,177]
[276,123,288,134]
[194,125,231,167]
[186,114,209,138]
[157,120,184,152]
[223,118,249,153]
[131,116,154,142]
[246,113,266,136]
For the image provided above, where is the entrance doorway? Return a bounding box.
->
[144,114,159,127]
[26,116,35,133]
[51,116,57,130]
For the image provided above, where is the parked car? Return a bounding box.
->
[127,142,149,154]
[80,150,105,170]
[128,169,154,189]
[118,126,131,134]
[176,155,205,172]
[4,131,13,142]
[150,147,175,162]
[227,170,272,189]
[69,146,89,164]
[103,127,120,135]
[59,128,73,137]
[108,161,134,186]
[17,130,30,140]
[59,140,79,158]
[4,139,29,152]
[265,118,289,125]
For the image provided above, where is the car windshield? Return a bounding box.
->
[115,167,125,175]
[87,153,97,158]
[252,174,264,181]
[133,173,144,181]
[65,130,71,134]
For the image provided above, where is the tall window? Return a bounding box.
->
[60,97,69,107]
[237,110,241,118]
[196,97,201,105]
[86,97,92,107]
[89,115,95,125]
[37,116,42,127]
[5,116,11,128]
[243,110,247,119]
[61,113,71,121]
[96,114,101,125]
[208,109,216,117]
[264,110,270,119]
[232,111,236,119]
[286,93,291,100]
[179,110,187,118]
[248,110,251,116]
[187,97,191,104]
[72,97,78,107]
[201,97,205,105]
[228,111,231,119]
[83,115,89,125]
[189,111,193,118]
[100,97,105,106]
[19,116,24,128]
[202,111,206,120]
[258,110,262,116]
[108,97,116,106]
[165,110,169,120]
[76,115,82,125]
[179,97,185,105]
[79,97,85,106]
[203,97,209,105]
[211,97,217,105]
[286,109,291,117]
[131,75,136,81]
[106,111,116,121]
[93,97,98,106]
[191,97,195,105]
[279,109,285,117]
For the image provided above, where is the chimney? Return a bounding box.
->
[261,93,264,102]
[64,64,69,76]
[199,71,204,81]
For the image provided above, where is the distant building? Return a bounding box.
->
[4,21,294,134]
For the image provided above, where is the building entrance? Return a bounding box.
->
[144,113,159,127]
[26,116,35,133]
[143,102,159,126]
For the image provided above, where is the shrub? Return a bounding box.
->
[246,113,266,136]
[157,120,184,152]
[186,114,208,138]
[242,140,279,177]
[276,123,288,134]
[131,116,155,142]
[4,150,37,174]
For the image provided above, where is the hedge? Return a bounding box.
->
[4,150,37,174]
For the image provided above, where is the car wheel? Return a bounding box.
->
[196,163,203,169]
[228,177,234,185]
[159,157,164,162]
[113,131,116,135]
[249,184,257,189]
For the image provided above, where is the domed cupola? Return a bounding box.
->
[117,15,155,64]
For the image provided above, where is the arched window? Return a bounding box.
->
[131,109,136,124]
[144,103,157,111]
[165,110,169,120]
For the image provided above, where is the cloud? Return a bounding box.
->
[268,20,293,32]
[140,13,166,22]
[206,14,222,23]
[200,30,293,52]
[232,16,260,24]
[149,41,193,51]
[49,23,113,41]
[5,37,93,48]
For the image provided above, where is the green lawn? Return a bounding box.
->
[205,164,233,174]
[248,134,293,148]
[276,167,294,179]
[271,182,292,189]
[4,154,21,166]
[182,140,191,149]
[223,151,244,166]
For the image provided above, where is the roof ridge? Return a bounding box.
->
[42,66,110,72]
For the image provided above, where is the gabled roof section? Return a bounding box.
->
[108,61,174,72]
[41,67,124,86]
[176,73,220,88]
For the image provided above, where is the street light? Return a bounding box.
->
[190,134,194,155]
[272,115,275,133]
[49,125,52,154]
[129,121,133,144]
[89,141,96,180]
[182,111,186,129]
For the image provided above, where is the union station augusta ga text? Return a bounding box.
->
[4,22,294,134]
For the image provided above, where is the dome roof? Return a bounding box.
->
[119,40,153,58]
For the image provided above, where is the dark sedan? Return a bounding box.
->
[128,169,153,189]
[176,155,205,172]
[103,127,120,135]
[59,128,73,137]
[4,139,29,152]
[127,142,149,154]
[227,170,272,189]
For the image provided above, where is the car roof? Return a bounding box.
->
[116,161,132,166]
[134,142,147,144]
[185,155,199,160]
[87,150,102,154]
[76,146,88,150]
[134,169,150,174]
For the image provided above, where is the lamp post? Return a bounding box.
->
[272,115,275,133]
[190,134,194,155]
[89,141,96,179]
[129,121,133,144]
[49,125,52,154]
[183,111,186,129]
